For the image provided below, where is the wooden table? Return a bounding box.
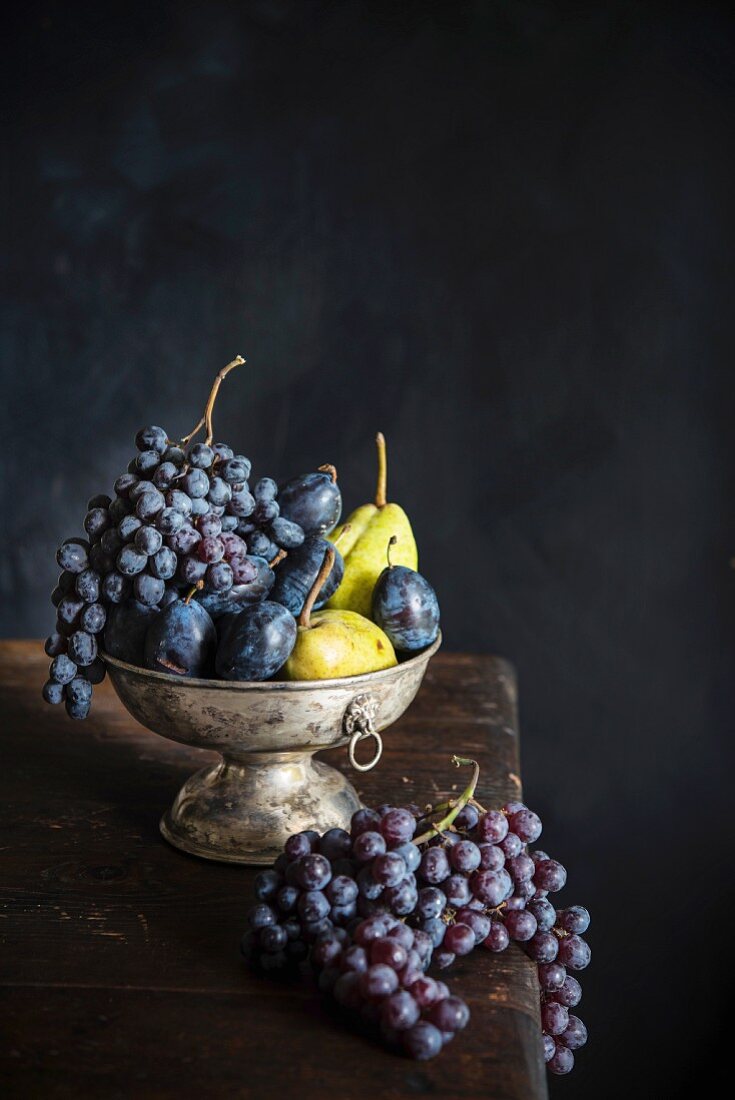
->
[0,640,547,1099]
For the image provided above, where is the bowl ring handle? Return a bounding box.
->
[343,694,383,772]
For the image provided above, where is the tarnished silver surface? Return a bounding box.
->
[103,632,441,865]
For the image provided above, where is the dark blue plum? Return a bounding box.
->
[371,565,440,653]
[103,600,160,666]
[215,602,297,681]
[278,468,342,536]
[143,600,216,677]
[271,535,344,616]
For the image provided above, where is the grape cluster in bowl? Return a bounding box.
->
[42,358,342,718]
[243,759,590,1074]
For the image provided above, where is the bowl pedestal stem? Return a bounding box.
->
[160,751,362,865]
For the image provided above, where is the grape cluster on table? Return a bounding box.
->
[43,423,310,719]
[243,795,590,1073]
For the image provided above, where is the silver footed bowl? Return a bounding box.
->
[103,632,441,866]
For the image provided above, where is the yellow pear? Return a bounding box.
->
[282,547,397,681]
[328,433,417,618]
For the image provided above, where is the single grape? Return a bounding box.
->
[50,653,78,684]
[67,630,97,667]
[66,676,93,707]
[370,938,407,971]
[557,934,591,971]
[117,545,148,577]
[541,1001,569,1036]
[525,931,559,963]
[56,541,88,574]
[476,809,509,844]
[84,507,110,540]
[403,1020,443,1060]
[353,831,387,863]
[419,847,450,884]
[359,964,399,1002]
[135,449,160,475]
[135,526,163,556]
[298,890,331,923]
[443,923,476,956]
[449,839,481,873]
[381,990,420,1031]
[253,476,277,501]
[543,1033,556,1063]
[163,445,186,466]
[188,443,215,469]
[100,528,124,557]
[557,906,590,935]
[455,908,491,944]
[379,807,416,845]
[248,904,277,931]
[470,868,512,907]
[351,808,382,837]
[136,489,166,521]
[295,853,332,890]
[114,473,139,497]
[417,886,446,920]
[118,514,143,541]
[82,657,107,684]
[442,874,471,908]
[504,910,538,942]
[102,571,131,604]
[509,808,543,843]
[229,488,256,517]
[427,996,470,1032]
[259,925,288,954]
[372,853,407,887]
[533,859,567,893]
[538,962,567,991]
[528,897,557,931]
[168,524,201,555]
[166,489,193,516]
[478,843,505,871]
[150,547,178,581]
[499,832,522,859]
[44,633,67,657]
[42,679,65,704]
[88,493,112,510]
[483,920,510,953]
[548,1044,575,1075]
[507,853,535,882]
[561,1014,587,1050]
[553,975,582,1007]
[134,573,166,607]
[153,462,179,490]
[135,425,168,454]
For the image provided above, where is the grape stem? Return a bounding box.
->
[269,549,287,569]
[332,523,352,548]
[375,432,387,509]
[180,355,245,447]
[318,464,338,483]
[413,756,480,845]
[298,546,335,630]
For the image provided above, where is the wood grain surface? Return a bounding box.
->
[0,640,547,1099]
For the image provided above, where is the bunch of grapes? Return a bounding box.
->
[242,761,590,1074]
[42,357,306,719]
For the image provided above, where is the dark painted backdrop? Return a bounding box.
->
[4,1,734,1095]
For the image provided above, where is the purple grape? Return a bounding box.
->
[353,831,387,863]
[483,920,510,953]
[499,832,522,859]
[508,808,542,843]
[403,1021,443,1060]
[326,875,358,906]
[541,1001,569,1036]
[476,809,509,844]
[553,975,582,1007]
[449,840,481,873]
[419,846,450,884]
[557,934,591,971]
[443,923,475,956]
[311,935,343,969]
[558,906,590,934]
[259,925,288,954]
[455,908,490,944]
[478,843,506,871]
[538,962,567,991]
[453,804,479,831]
[247,904,277,930]
[350,808,382,837]
[504,910,537,942]
[528,897,556,931]
[507,853,535,882]
[381,990,420,1030]
[548,1044,575,1075]
[470,868,512,907]
[524,931,559,963]
[372,852,407,887]
[561,1014,587,1050]
[285,832,316,861]
[409,975,440,1008]
[427,995,470,1032]
[318,827,352,861]
[379,808,416,845]
[295,853,332,890]
[533,859,567,893]
[370,938,407,971]
[543,1034,556,1062]
[417,886,446,920]
[359,964,399,1001]
[340,945,368,973]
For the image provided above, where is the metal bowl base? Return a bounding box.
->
[159,751,362,865]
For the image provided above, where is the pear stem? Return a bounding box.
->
[332,522,352,548]
[386,534,398,568]
[375,432,387,509]
[413,756,481,845]
[299,546,335,630]
[318,463,338,484]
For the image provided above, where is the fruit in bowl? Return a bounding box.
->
[42,357,441,717]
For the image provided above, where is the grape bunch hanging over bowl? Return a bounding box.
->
[43,357,441,718]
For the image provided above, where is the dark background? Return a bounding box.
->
[4,1,734,1095]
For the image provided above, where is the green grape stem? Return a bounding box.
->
[413,756,481,845]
